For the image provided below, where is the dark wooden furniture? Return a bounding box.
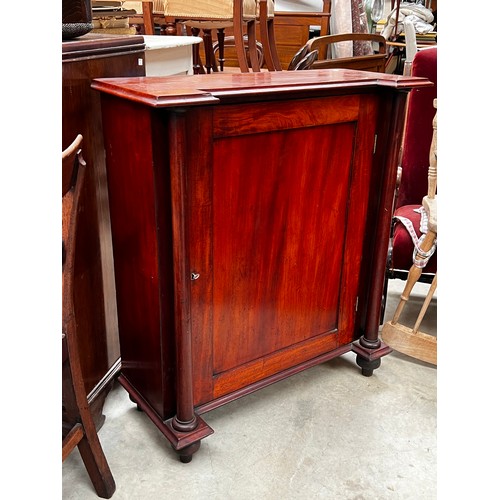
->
[93,69,431,463]
[62,34,145,427]
[62,135,116,499]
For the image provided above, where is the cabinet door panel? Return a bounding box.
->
[212,123,355,373]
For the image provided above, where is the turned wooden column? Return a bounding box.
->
[352,90,410,376]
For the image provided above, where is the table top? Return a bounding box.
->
[142,35,202,50]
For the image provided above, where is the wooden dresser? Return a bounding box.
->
[93,69,431,461]
[62,34,145,426]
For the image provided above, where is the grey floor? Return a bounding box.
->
[62,279,437,500]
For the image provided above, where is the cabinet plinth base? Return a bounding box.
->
[351,339,393,377]
[118,374,214,461]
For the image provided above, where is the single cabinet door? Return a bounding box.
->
[184,93,380,407]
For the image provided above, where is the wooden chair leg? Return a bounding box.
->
[189,27,204,74]
[232,9,250,71]
[216,28,225,71]
[63,336,116,498]
[142,1,155,35]
[413,273,437,333]
[267,18,282,70]
[246,20,261,71]
[381,230,437,365]
[258,1,275,71]
[258,1,282,71]
[392,229,437,324]
[77,417,116,499]
[202,29,219,73]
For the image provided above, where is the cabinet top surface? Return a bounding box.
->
[91,69,432,107]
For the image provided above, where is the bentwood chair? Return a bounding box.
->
[288,33,387,72]
[138,0,281,73]
[62,135,116,498]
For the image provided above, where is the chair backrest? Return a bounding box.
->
[396,46,437,209]
[288,33,386,72]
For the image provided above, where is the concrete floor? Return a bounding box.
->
[62,279,436,499]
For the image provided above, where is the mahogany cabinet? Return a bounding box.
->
[93,69,430,461]
[62,34,145,426]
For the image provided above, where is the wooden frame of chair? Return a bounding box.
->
[257,0,281,70]
[380,101,437,365]
[63,134,116,498]
[212,35,265,72]
[288,33,387,72]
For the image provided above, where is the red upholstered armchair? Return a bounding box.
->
[382,46,437,320]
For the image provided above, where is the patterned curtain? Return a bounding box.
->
[332,0,373,57]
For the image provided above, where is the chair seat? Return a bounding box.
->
[184,19,235,29]
[392,204,437,274]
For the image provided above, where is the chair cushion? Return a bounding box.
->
[164,0,258,20]
[391,204,437,274]
[123,1,274,22]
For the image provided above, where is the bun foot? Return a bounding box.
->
[355,354,381,377]
[174,441,201,464]
[128,394,144,411]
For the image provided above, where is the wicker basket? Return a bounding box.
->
[62,0,93,39]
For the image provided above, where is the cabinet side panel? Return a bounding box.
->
[63,40,144,402]
[100,96,174,418]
